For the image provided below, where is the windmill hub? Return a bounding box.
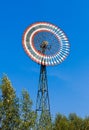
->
[40,41,48,50]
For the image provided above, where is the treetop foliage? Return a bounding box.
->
[0,75,89,130]
[0,75,36,130]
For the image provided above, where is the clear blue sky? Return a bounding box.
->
[0,0,89,118]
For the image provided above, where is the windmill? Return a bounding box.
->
[22,22,70,129]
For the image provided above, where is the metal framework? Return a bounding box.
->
[22,22,70,130]
[36,65,51,129]
[35,41,52,129]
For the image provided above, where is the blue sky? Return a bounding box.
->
[0,0,89,118]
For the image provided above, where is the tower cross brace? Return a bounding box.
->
[36,65,51,129]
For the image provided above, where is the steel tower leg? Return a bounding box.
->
[36,65,51,130]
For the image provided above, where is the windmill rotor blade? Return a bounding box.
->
[22,22,70,66]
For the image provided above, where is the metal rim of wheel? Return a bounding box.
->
[22,22,70,66]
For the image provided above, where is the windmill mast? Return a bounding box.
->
[36,41,51,129]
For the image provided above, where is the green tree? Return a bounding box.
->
[0,75,20,130]
[0,84,3,129]
[20,90,36,130]
[82,117,89,130]
[53,113,69,130]
[68,113,83,130]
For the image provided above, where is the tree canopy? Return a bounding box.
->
[0,75,36,130]
[0,75,89,130]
